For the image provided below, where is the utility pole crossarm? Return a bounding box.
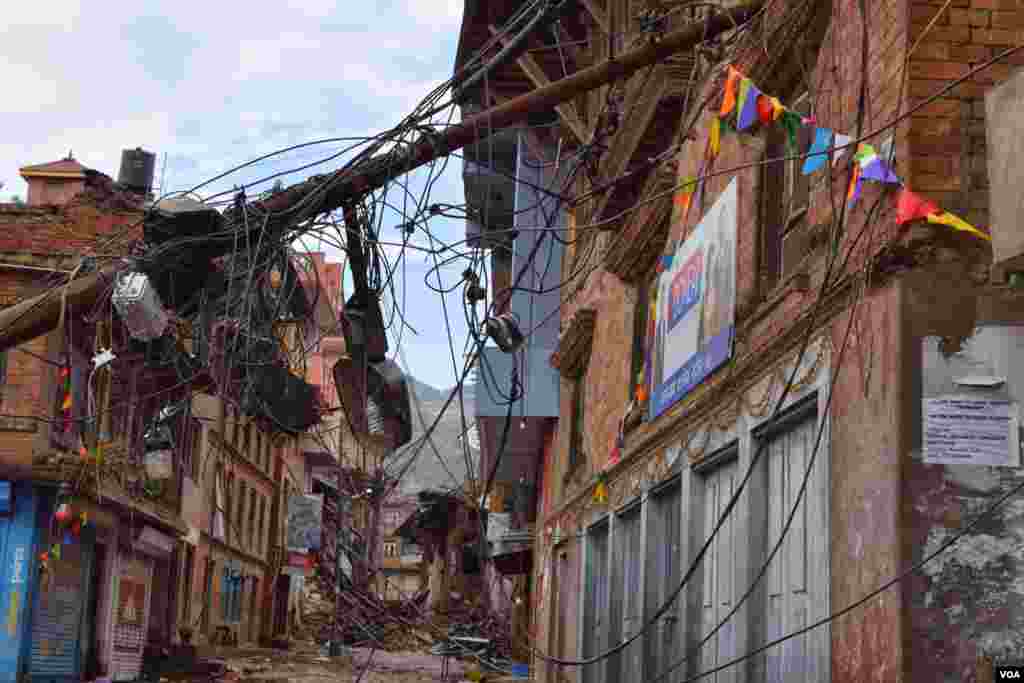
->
[0,0,761,354]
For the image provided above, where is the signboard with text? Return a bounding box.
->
[648,179,737,419]
[924,396,1021,466]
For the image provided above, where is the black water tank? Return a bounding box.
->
[118,147,156,194]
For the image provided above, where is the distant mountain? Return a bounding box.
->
[408,378,447,403]
[392,376,480,495]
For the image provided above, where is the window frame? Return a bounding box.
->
[568,371,587,474]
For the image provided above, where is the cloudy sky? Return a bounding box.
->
[1,0,475,390]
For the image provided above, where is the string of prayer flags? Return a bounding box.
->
[720,66,741,117]
[708,64,991,242]
[737,78,763,131]
[896,189,940,225]
[802,128,834,175]
[927,211,991,241]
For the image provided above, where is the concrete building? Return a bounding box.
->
[458,0,1024,681]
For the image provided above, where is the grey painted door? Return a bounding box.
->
[699,458,739,683]
[616,506,643,682]
[645,479,682,683]
[582,522,609,683]
[764,413,826,682]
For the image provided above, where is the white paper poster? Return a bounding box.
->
[923,396,1021,466]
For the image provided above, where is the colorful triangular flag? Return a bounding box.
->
[860,156,900,184]
[769,97,785,121]
[879,135,895,164]
[832,133,853,167]
[710,117,721,158]
[896,189,939,225]
[847,165,863,205]
[802,128,834,175]
[756,95,775,124]
[780,110,804,153]
[927,211,991,241]
[720,66,741,117]
[737,79,762,131]
[854,143,877,165]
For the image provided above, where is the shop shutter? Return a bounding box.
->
[28,517,94,683]
[0,484,41,683]
[110,555,153,681]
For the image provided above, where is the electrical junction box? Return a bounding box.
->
[112,271,170,342]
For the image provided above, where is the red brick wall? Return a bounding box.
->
[907,0,1024,232]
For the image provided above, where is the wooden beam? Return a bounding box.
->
[590,65,669,225]
[0,1,765,354]
[488,24,588,144]
[579,0,609,33]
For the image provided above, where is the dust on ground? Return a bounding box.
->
[220,643,467,682]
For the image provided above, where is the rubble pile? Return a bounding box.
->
[296,574,514,661]
[297,575,433,651]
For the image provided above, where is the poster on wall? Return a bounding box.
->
[923,396,1021,466]
[286,494,323,552]
[648,178,738,419]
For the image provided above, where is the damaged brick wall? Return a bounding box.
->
[903,284,1024,681]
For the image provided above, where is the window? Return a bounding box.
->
[181,545,196,625]
[222,566,243,623]
[248,488,257,551]
[51,347,87,449]
[212,466,226,540]
[225,473,235,542]
[237,481,247,548]
[761,91,812,291]
[190,419,203,480]
[0,350,7,402]
[568,372,587,473]
[630,277,657,406]
[257,497,267,556]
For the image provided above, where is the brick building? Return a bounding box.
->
[459,0,1024,681]
[376,493,424,601]
[0,160,189,682]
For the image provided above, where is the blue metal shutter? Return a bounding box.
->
[28,501,93,683]
[0,483,42,683]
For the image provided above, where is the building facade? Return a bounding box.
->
[376,493,423,601]
[460,0,1024,681]
[0,160,186,683]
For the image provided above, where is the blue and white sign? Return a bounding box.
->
[649,178,737,419]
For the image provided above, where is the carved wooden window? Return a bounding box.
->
[761,91,812,292]
[569,371,587,473]
[248,488,257,551]
[630,276,655,404]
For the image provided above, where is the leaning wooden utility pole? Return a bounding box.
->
[0,0,762,353]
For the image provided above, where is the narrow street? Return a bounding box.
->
[220,645,467,683]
